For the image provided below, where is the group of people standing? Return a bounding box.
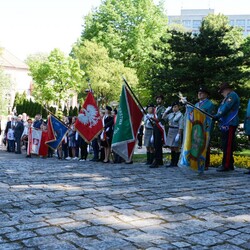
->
[4,114,26,154]
[1,82,249,174]
[143,94,184,169]
[2,106,118,164]
[143,82,249,174]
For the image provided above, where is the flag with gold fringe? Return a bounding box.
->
[179,104,213,172]
[111,85,143,162]
[46,115,69,150]
[75,92,103,143]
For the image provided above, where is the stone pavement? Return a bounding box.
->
[0,150,250,250]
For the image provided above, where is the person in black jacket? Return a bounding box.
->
[101,106,114,163]
[78,133,88,161]
[137,124,144,149]
[14,115,24,154]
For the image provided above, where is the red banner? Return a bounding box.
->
[75,92,103,143]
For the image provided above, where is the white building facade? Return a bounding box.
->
[0,49,78,115]
[0,49,32,113]
[168,9,250,36]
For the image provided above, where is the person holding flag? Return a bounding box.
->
[244,99,250,174]
[214,82,240,172]
[178,92,214,173]
[195,86,215,172]
[150,95,166,168]
[101,106,114,163]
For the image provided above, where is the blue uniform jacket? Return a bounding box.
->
[195,98,215,115]
[244,99,250,135]
[215,91,240,127]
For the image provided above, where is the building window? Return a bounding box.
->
[173,19,181,24]
[229,20,234,26]
[169,19,181,25]
[193,20,201,28]
[182,20,191,27]
[247,19,250,28]
[236,19,245,27]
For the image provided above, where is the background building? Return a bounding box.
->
[0,48,32,113]
[0,48,78,115]
[168,9,250,36]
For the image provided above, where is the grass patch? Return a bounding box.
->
[236,149,250,156]
[132,153,170,163]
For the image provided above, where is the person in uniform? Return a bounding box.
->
[195,86,215,171]
[163,101,184,167]
[150,95,166,168]
[144,104,155,165]
[244,99,250,141]
[214,82,240,172]
[244,99,250,174]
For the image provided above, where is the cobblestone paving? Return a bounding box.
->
[0,150,250,249]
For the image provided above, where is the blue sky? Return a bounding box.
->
[0,0,249,60]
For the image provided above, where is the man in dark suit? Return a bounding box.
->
[14,115,24,154]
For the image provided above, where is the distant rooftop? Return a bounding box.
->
[180,9,215,15]
[0,48,28,70]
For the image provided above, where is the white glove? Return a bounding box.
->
[180,96,187,104]
[165,106,172,113]
[174,133,180,143]
[163,106,172,118]
[178,92,187,104]
[150,135,154,143]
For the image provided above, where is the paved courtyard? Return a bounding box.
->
[0,150,250,250]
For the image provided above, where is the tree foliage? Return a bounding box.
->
[0,68,12,115]
[147,14,246,105]
[72,40,138,105]
[27,49,84,106]
[79,0,168,84]
[240,36,250,103]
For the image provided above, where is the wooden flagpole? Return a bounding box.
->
[122,76,147,114]
[122,76,156,126]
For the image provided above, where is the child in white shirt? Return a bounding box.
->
[7,127,15,152]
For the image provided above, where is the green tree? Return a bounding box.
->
[69,106,73,116]
[238,36,250,120]
[63,106,68,116]
[73,106,78,116]
[196,14,244,95]
[147,14,245,104]
[79,0,168,84]
[0,69,11,115]
[27,49,84,107]
[72,40,138,104]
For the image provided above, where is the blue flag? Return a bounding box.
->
[46,115,68,150]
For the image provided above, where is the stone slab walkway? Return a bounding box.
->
[0,150,250,249]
